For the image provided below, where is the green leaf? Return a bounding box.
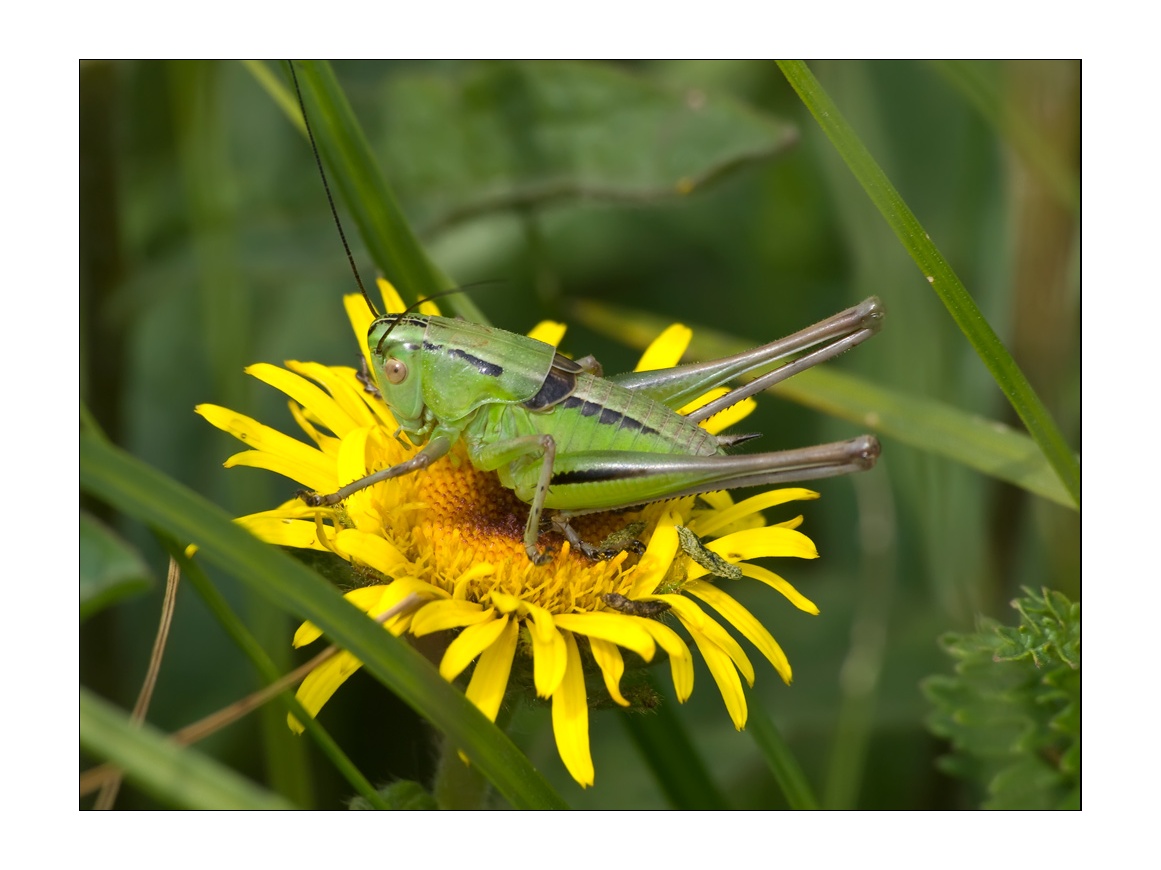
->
[80,511,152,621]
[569,299,1076,509]
[80,432,568,810]
[372,61,799,234]
[81,688,296,810]
[922,587,1080,810]
[348,780,438,811]
[777,60,1079,508]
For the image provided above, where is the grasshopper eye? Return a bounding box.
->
[384,358,408,385]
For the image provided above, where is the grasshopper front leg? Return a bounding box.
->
[298,434,453,506]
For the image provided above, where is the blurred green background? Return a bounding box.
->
[80,60,1079,809]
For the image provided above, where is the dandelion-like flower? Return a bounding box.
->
[197,280,823,787]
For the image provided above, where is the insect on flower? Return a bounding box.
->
[286,63,884,565]
[299,294,883,564]
[198,61,889,788]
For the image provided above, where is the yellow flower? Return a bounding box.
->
[197,280,822,788]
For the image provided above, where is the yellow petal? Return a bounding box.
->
[636,619,694,701]
[693,395,757,434]
[334,528,410,577]
[588,637,629,706]
[660,595,754,685]
[197,404,334,485]
[698,526,819,568]
[690,488,819,538]
[676,387,757,433]
[634,324,691,372]
[699,491,734,512]
[527,321,567,347]
[440,615,510,682]
[464,617,518,721]
[288,650,363,733]
[740,563,820,615]
[688,627,748,729]
[343,293,376,365]
[335,427,372,490]
[375,278,407,315]
[489,590,522,614]
[236,515,333,552]
[524,602,568,699]
[293,585,390,647]
[452,564,495,600]
[627,511,681,598]
[685,580,792,684]
[223,449,335,494]
[369,577,444,625]
[551,631,594,787]
[286,360,378,430]
[245,363,359,440]
[288,400,341,453]
[332,428,389,530]
[409,600,493,636]
[553,612,656,662]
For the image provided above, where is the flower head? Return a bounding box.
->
[197,280,822,787]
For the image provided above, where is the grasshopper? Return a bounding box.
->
[289,63,883,564]
[299,298,883,564]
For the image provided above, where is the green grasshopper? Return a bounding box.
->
[299,299,883,564]
[289,64,883,564]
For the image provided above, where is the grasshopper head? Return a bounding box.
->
[367,316,429,437]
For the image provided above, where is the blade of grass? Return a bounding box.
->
[80,432,567,810]
[776,60,1079,508]
[742,686,819,810]
[81,688,296,810]
[244,60,486,324]
[570,299,1076,509]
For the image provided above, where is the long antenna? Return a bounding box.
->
[287,61,380,319]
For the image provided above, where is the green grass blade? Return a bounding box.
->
[743,687,819,810]
[570,300,1076,509]
[245,60,486,324]
[776,61,1079,508]
[80,432,567,810]
[81,688,296,810]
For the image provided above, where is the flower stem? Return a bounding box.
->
[432,702,516,810]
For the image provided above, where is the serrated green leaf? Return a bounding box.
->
[348,780,438,811]
[922,588,1079,809]
[80,511,153,621]
[985,755,1066,811]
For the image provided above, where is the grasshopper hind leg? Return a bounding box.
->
[551,515,646,561]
